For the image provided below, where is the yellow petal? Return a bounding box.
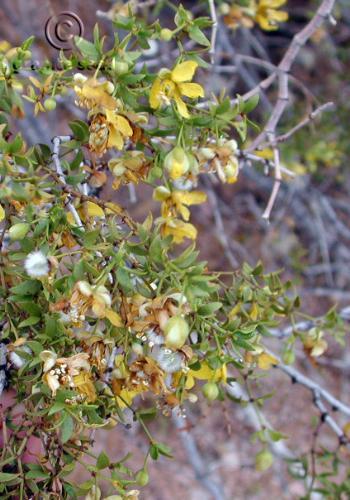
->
[178,204,190,221]
[178,82,204,99]
[258,352,278,370]
[105,309,123,327]
[108,128,124,150]
[310,339,328,357]
[259,0,286,7]
[84,201,105,218]
[173,191,207,206]
[117,389,141,408]
[190,362,226,382]
[80,82,117,109]
[149,77,162,109]
[185,373,195,390]
[114,115,133,137]
[0,204,5,221]
[92,298,107,317]
[173,91,190,119]
[163,219,197,243]
[73,373,97,402]
[171,61,198,83]
[344,422,350,439]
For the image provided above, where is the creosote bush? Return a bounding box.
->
[0,1,349,498]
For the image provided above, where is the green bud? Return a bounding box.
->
[160,28,173,41]
[43,98,56,111]
[282,350,295,365]
[164,315,190,349]
[202,382,219,401]
[8,223,30,240]
[111,59,129,75]
[136,469,149,486]
[255,449,274,472]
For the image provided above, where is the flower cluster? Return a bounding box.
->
[221,0,288,31]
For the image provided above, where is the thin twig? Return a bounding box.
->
[208,0,218,64]
[248,0,337,151]
[172,412,225,500]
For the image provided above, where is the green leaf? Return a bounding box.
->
[243,93,260,114]
[68,120,89,142]
[10,280,42,296]
[149,444,159,460]
[197,302,222,316]
[188,26,210,47]
[18,316,41,328]
[61,414,74,444]
[0,472,20,482]
[74,37,99,62]
[156,442,173,458]
[96,450,110,470]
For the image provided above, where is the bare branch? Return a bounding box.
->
[172,412,225,500]
[208,0,218,64]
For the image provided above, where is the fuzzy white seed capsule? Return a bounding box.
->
[24,250,49,277]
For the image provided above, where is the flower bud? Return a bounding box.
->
[282,350,295,365]
[163,315,190,350]
[77,280,93,297]
[153,186,171,201]
[43,98,56,111]
[226,139,238,152]
[255,449,274,472]
[8,222,30,240]
[85,485,101,500]
[160,28,173,41]
[164,146,190,180]
[199,147,216,161]
[105,81,115,94]
[224,157,239,183]
[73,73,87,84]
[202,381,219,401]
[136,469,149,486]
[219,2,230,15]
[111,59,129,75]
[132,342,144,356]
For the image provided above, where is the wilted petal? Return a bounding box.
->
[40,350,57,372]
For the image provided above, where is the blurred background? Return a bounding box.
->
[1,0,350,498]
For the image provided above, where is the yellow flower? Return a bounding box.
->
[70,280,113,321]
[185,362,227,389]
[223,5,255,30]
[73,74,117,110]
[160,217,197,244]
[89,109,133,155]
[257,352,278,370]
[164,146,191,179]
[303,329,328,358]
[40,350,93,398]
[255,0,288,31]
[0,204,5,221]
[73,372,97,402]
[149,61,204,119]
[154,186,207,221]
[108,151,150,189]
